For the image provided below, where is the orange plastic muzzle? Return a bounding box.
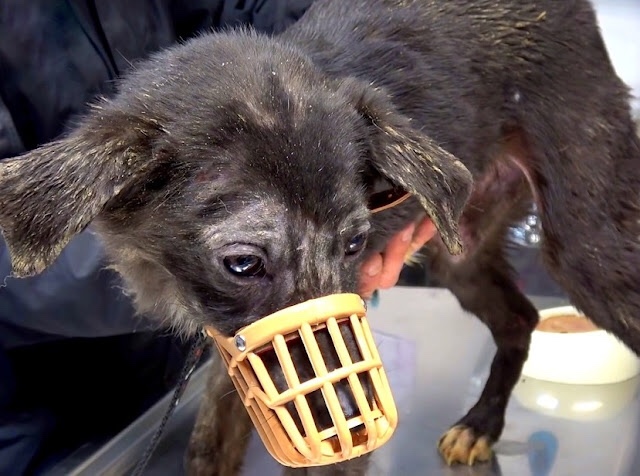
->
[205,293,398,468]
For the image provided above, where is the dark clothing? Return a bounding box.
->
[0,1,312,474]
[0,0,311,156]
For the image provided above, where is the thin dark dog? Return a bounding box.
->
[0,0,639,475]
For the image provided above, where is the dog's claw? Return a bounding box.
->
[438,425,493,466]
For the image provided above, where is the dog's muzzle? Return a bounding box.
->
[205,293,398,467]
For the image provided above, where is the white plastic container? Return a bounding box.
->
[521,306,640,385]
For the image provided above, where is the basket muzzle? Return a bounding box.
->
[205,293,398,467]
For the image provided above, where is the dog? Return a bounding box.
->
[0,0,638,474]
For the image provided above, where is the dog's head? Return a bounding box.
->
[0,30,471,428]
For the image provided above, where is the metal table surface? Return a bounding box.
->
[46,287,640,476]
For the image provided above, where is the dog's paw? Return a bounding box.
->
[437,424,492,466]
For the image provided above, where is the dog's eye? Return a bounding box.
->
[345,233,367,256]
[223,255,266,278]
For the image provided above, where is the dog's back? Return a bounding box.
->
[285,0,640,330]
[284,0,631,170]
[287,0,640,466]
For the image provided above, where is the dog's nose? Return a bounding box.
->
[262,324,374,433]
[307,375,372,431]
[335,376,368,420]
[305,324,374,430]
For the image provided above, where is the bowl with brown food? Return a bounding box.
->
[521,306,640,385]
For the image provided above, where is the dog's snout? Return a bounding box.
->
[262,322,374,434]
[311,326,373,427]
[302,345,374,431]
[334,376,368,421]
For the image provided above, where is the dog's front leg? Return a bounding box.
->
[185,351,252,476]
[281,455,370,476]
[422,176,538,466]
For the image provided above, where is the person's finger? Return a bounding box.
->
[359,219,437,298]
[358,252,383,298]
[406,218,437,259]
[378,222,415,288]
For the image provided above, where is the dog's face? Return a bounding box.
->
[0,31,472,426]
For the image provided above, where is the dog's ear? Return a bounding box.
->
[340,79,473,255]
[0,103,168,277]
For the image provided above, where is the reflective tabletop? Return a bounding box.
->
[49,287,640,476]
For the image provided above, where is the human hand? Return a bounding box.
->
[358,218,436,299]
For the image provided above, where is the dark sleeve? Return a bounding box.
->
[169,0,313,38]
[0,95,24,159]
[0,231,156,349]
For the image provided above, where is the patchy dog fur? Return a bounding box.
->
[1,0,639,474]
